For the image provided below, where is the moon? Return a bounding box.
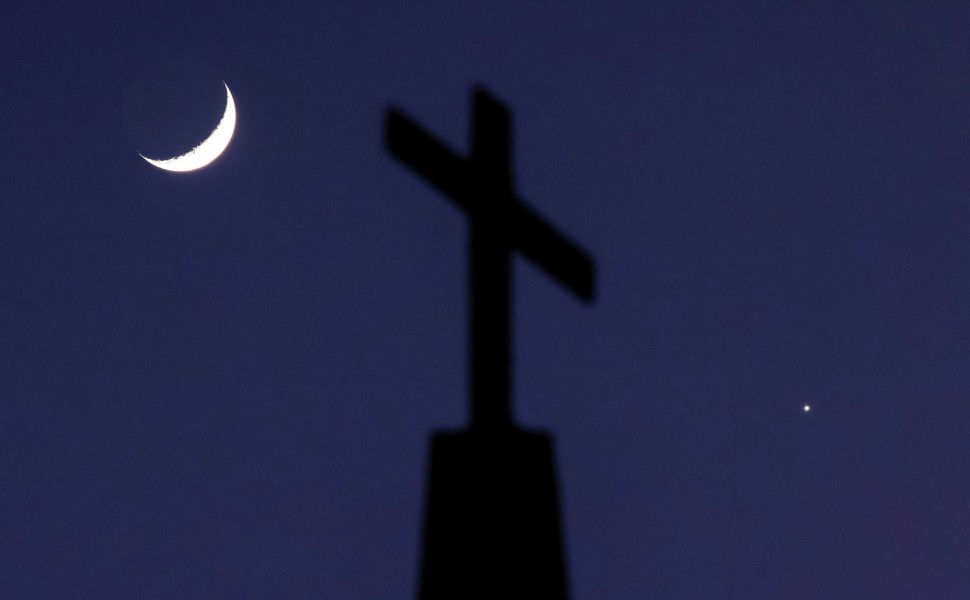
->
[139,82,236,172]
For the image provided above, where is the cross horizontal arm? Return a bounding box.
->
[514,203,595,302]
[386,109,470,207]
[385,107,596,303]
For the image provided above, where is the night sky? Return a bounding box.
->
[3,2,970,598]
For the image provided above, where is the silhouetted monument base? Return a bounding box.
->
[418,427,569,600]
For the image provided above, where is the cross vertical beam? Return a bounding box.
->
[469,90,513,428]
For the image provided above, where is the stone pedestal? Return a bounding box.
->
[417,427,569,600]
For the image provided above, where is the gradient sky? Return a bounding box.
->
[3,2,970,598]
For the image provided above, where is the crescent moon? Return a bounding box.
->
[139,82,236,172]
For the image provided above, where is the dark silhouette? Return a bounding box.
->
[386,87,595,600]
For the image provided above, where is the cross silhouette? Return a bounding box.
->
[385,87,595,430]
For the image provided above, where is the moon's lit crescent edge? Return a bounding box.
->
[139,82,236,172]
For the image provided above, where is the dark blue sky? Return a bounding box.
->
[3,2,970,598]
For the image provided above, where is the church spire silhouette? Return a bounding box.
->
[386,86,595,600]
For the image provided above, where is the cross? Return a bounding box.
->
[385,87,595,430]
